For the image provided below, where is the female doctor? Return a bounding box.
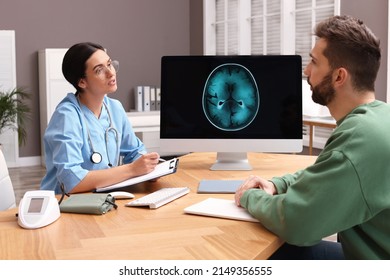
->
[40,42,161,194]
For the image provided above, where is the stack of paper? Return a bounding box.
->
[184,198,259,222]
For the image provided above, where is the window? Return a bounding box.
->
[250,0,282,55]
[204,0,340,73]
[295,0,339,73]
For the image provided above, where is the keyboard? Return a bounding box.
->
[125,187,190,209]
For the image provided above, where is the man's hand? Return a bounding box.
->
[235,175,277,206]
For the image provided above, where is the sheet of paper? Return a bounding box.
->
[95,158,179,192]
[184,197,259,222]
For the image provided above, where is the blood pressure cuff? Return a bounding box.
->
[59,193,117,215]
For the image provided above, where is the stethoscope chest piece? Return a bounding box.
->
[91,152,103,164]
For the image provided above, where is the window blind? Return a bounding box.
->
[208,0,337,73]
[215,0,239,55]
[295,0,335,74]
[250,0,281,55]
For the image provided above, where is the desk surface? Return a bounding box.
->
[0,152,316,260]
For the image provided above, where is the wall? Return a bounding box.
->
[0,0,194,159]
[189,0,204,55]
[341,0,388,102]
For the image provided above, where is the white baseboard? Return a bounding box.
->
[9,156,42,168]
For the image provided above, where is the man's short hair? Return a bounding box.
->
[315,15,381,91]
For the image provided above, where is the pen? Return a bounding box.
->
[138,151,166,162]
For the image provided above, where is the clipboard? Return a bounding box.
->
[95,158,179,192]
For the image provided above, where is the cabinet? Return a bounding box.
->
[126,111,164,155]
[38,48,74,165]
[0,31,18,167]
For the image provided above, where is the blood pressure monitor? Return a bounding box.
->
[18,190,61,229]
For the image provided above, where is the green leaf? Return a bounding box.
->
[0,87,31,146]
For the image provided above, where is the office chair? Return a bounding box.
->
[0,149,16,210]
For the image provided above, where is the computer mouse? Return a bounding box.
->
[108,191,135,199]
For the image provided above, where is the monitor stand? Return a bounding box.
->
[210,152,253,171]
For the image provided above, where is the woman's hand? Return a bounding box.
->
[131,152,161,176]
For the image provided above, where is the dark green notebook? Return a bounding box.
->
[197,179,243,194]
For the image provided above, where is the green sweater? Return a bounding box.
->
[241,100,390,259]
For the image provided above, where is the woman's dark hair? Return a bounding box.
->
[62,42,105,92]
[315,15,381,92]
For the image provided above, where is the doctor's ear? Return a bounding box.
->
[78,78,87,90]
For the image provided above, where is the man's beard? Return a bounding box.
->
[308,72,336,106]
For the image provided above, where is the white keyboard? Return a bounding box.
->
[125,187,190,209]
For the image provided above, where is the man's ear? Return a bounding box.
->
[334,67,348,86]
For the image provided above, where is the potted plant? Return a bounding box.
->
[0,87,31,146]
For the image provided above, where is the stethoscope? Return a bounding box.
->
[77,95,119,167]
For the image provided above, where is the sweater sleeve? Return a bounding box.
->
[240,150,368,246]
[271,169,304,194]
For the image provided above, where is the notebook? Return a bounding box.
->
[184,197,259,222]
[95,158,179,192]
[197,179,243,193]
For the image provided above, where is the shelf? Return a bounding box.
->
[127,111,160,131]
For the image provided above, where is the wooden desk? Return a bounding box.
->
[303,116,337,155]
[0,152,316,260]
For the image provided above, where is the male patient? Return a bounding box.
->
[235,15,390,260]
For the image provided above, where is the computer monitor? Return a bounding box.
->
[160,55,303,170]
